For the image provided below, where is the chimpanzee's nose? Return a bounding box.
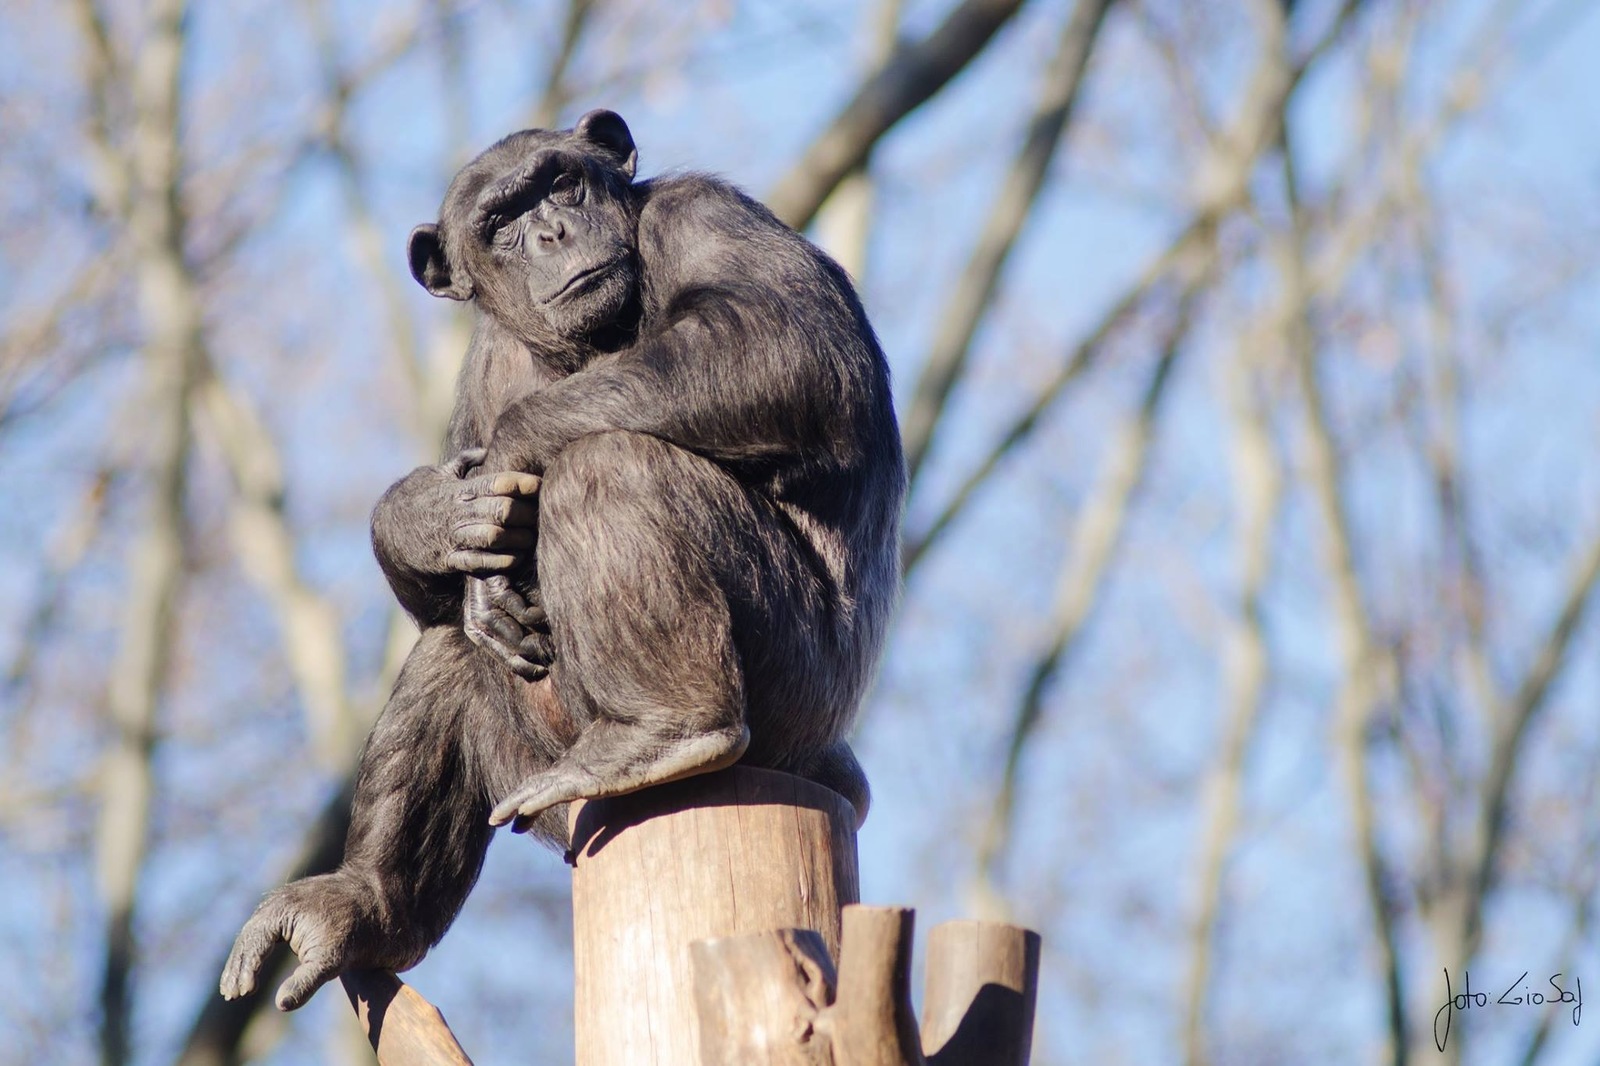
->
[537,219,568,247]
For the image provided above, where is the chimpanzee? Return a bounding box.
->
[218,110,904,1011]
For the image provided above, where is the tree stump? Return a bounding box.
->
[568,766,860,1066]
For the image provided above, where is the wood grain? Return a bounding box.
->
[341,970,473,1066]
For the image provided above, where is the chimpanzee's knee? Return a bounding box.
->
[541,430,708,515]
[538,429,747,599]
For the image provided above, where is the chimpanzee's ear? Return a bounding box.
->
[574,109,638,180]
[407,223,472,300]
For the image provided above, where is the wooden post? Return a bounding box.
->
[568,766,861,1066]
[920,921,1041,1066]
[691,929,838,1066]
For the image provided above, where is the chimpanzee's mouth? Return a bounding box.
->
[553,255,627,300]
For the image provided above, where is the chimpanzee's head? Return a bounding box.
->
[407,109,641,347]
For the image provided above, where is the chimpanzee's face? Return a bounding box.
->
[407,111,641,346]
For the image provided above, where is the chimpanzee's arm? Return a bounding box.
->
[480,286,847,476]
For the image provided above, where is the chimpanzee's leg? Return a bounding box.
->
[221,625,566,1010]
[489,429,847,830]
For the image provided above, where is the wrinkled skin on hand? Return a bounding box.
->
[219,872,419,1011]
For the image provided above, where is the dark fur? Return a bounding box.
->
[220,111,903,1011]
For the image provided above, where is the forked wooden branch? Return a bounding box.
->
[692,905,1040,1066]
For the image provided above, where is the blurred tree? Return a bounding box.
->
[1,1,1598,1064]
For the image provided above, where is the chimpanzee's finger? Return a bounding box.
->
[466,472,541,499]
[444,549,518,572]
[505,656,548,682]
[518,632,553,664]
[486,582,544,628]
[220,903,284,1001]
[275,956,339,1012]
[460,495,539,530]
[497,497,539,528]
[453,524,536,551]
[519,597,548,629]
[468,622,547,680]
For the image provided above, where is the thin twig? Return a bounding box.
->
[528,0,596,130]
[1180,348,1282,1066]
[1280,125,1410,1066]
[972,281,1205,916]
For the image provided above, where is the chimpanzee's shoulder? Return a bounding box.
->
[634,173,792,242]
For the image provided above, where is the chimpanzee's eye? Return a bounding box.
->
[491,220,521,252]
[549,171,583,207]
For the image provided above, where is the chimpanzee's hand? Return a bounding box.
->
[220,871,419,1012]
[438,449,542,574]
[464,574,554,680]
[372,449,541,580]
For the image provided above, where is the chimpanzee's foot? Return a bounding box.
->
[489,720,750,833]
[802,740,871,828]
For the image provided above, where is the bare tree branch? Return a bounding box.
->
[0,256,119,429]
[1181,348,1282,1066]
[900,218,1211,574]
[900,0,1115,486]
[972,280,1204,917]
[193,367,362,768]
[766,0,1029,231]
[64,0,130,218]
[86,0,199,1061]
[2,468,114,713]
[302,0,428,404]
[1460,525,1600,960]
[901,0,1367,572]
[175,777,357,1066]
[1279,130,1410,1066]
[528,0,596,130]
[811,0,904,284]
[1514,826,1600,1066]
